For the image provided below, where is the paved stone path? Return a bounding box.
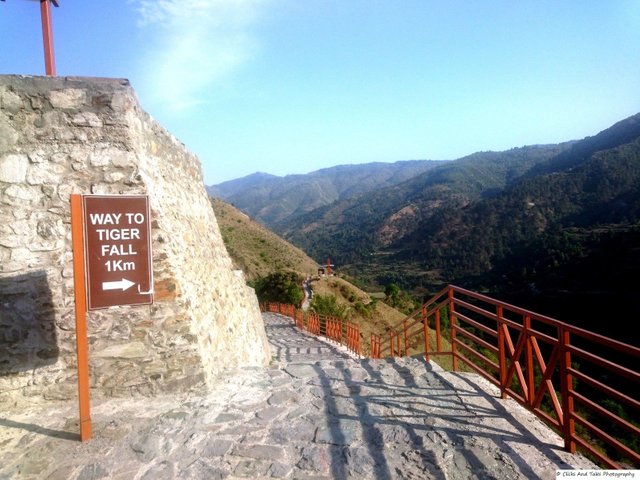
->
[0,313,594,479]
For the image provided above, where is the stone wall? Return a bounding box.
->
[0,75,271,405]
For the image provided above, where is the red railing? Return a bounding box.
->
[370,332,381,359]
[307,312,321,335]
[262,302,362,357]
[370,285,640,469]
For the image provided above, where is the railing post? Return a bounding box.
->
[559,325,576,453]
[423,305,429,361]
[354,325,359,355]
[376,334,378,358]
[403,319,408,356]
[435,308,441,352]
[497,305,507,399]
[389,332,394,357]
[449,288,458,371]
[397,332,402,358]
[40,0,57,77]
[345,324,348,350]
[524,315,534,406]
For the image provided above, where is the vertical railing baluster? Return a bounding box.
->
[559,325,576,453]
[423,305,429,361]
[449,287,458,371]
[497,305,507,399]
[404,319,408,356]
[435,308,441,352]
[525,314,534,406]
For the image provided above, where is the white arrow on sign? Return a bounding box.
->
[102,278,135,291]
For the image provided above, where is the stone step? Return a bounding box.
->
[0,312,596,480]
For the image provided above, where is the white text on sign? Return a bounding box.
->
[90,212,147,272]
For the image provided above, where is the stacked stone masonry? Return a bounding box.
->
[0,75,271,405]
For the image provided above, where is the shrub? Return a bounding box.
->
[310,294,347,318]
[252,271,304,306]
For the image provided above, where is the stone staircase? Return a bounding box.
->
[0,312,595,479]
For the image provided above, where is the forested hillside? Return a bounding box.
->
[211,113,640,340]
[279,143,572,263]
[351,114,640,340]
[393,114,640,278]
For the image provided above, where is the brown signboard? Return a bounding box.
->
[83,195,153,310]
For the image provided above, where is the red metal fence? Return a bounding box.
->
[370,285,640,469]
[263,302,362,356]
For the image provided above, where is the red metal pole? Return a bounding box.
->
[40,0,57,76]
[435,309,441,352]
[403,319,408,355]
[449,288,458,371]
[497,306,507,399]
[560,326,576,453]
[423,306,430,361]
[524,315,535,406]
[70,195,91,441]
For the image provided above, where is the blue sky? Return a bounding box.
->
[2,1,639,185]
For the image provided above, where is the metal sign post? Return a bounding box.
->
[69,194,153,442]
[40,0,59,76]
[70,194,91,442]
[0,0,59,76]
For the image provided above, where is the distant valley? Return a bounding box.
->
[210,113,640,340]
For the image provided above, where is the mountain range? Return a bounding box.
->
[209,113,640,340]
[207,160,444,226]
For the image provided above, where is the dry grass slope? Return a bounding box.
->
[211,197,318,281]
[211,196,457,364]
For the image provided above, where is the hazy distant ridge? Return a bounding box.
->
[208,113,640,340]
[207,160,445,225]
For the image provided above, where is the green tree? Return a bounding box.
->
[252,271,304,306]
[384,283,400,303]
[384,283,417,314]
[310,294,347,318]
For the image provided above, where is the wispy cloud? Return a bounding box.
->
[131,0,267,112]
